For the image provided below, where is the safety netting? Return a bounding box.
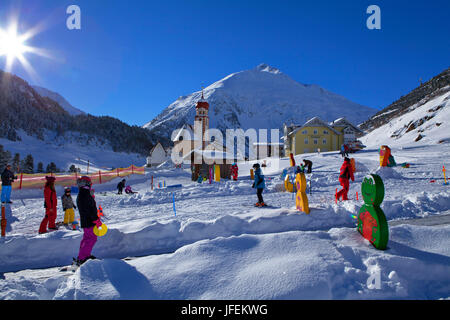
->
[10,165,145,190]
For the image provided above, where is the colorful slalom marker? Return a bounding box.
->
[444,166,449,185]
[357,174,389,250]
[173,193,176,216]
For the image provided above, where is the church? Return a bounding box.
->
[172,90,237,181]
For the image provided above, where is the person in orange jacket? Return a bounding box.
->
[336,157,354,201]
[39,176,58,234]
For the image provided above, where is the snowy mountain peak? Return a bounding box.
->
[255,63,282,74]
[143,65,376,140]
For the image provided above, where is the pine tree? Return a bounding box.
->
[13,153,21,172]
[22,155,34,174]
[0,145,12,172]
[46,162,57,173]
[37,162,44,173]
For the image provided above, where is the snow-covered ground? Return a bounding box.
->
[0,130,146,173]
[360,88,450,148]
[0,144,449,300]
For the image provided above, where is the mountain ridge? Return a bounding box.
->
[143,64,377,141]
[32,85,85,116]
[0,69,168,156]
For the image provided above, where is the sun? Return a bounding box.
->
[0,27,29,60]
[0,18,52,82]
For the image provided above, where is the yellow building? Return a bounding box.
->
[283,117,362,155]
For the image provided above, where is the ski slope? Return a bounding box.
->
[0,144,449,299]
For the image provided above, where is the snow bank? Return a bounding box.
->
[2,187,450,274]
[0,205,354,273]
[2,224,449,300]
[373,166,404,180]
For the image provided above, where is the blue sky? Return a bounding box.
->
[0,0,449,126]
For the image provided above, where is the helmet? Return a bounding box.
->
[77,176,92,188]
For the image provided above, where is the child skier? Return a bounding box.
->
[125,185,137,194]
[340,144,346,157]
[303,159,313,173]
[344,144,350,157]
[75,176,102,266]
[296,164,305,174]
[62,187,77,226]
[252,163,266,207]
[231,163,238,181]
[336,157,354,201]
[39,176,58,234]
[1,164,17,204]
[117,179,126,194]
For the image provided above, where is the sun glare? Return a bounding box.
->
[0,18,52,82]
[0,27,28,59]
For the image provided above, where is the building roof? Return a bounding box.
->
[330,117,363,134]
[288,117,341,136]
[149,141,166,154]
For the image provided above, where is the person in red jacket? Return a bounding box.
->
[39,176,58,234]
[336,157,354,201]
[231,163,238,181]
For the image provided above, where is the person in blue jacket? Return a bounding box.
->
[252,163,266,207]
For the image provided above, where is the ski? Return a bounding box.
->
[58,258,80,273]
[253,204,277,208]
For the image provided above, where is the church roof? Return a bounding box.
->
[196,91,209,109]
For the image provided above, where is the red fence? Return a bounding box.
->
[10,165,145,190]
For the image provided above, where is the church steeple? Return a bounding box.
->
[195,88,210,149]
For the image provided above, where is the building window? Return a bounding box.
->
[304,138,309,144]
[302,130,307,135]
[322,139,327,145]
[323,130,329,134]
[313,129,318,134]
[313,139,318,145]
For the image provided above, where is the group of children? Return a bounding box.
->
[1,153,355,266]
[38,175,102,266]
[116,179,137,194]
[252,156,355,206]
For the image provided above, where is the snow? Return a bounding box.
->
[0,130,146,173]
[361,88,450,148]
[0,144,449,300]
[143,64,376,140]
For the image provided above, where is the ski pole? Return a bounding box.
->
[172,193,176,216]
[1,206,6,237]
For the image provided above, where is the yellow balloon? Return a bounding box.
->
[93,223,108,237]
